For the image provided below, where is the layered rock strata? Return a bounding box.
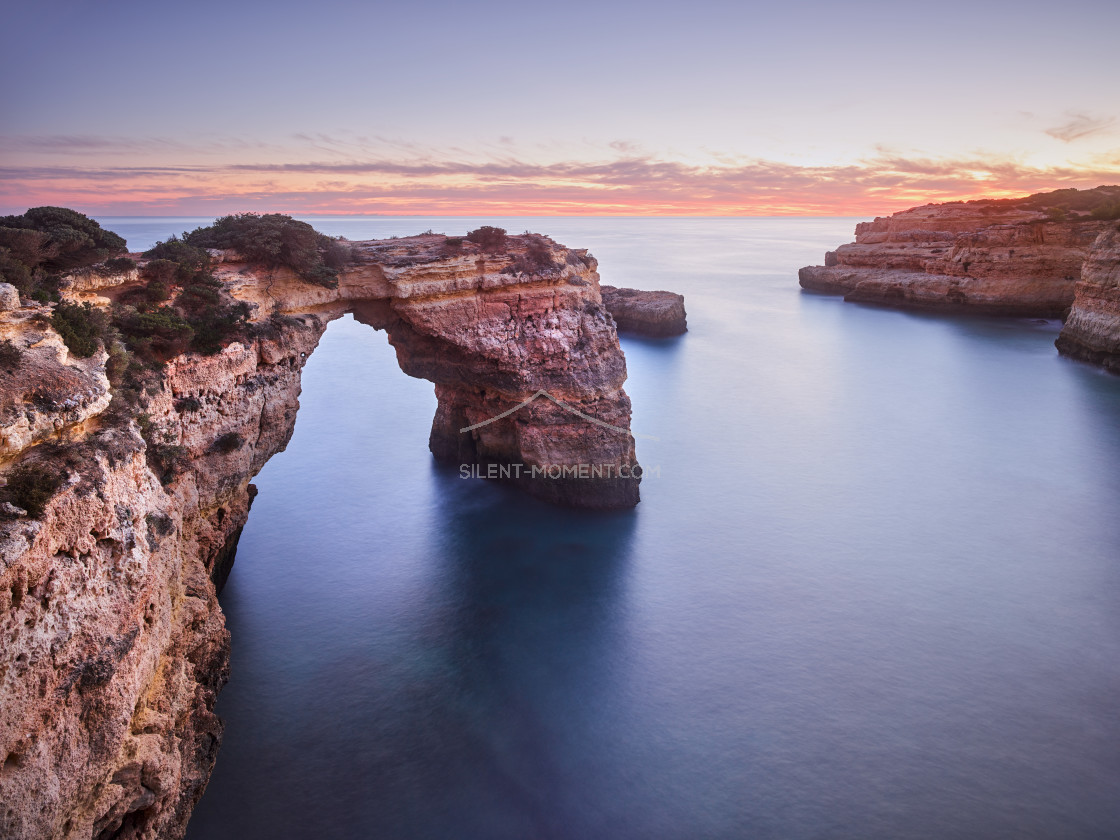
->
[600,286,688,336]
[0,314,322,840]
[799,202,1112,316]
[1056,227,1120,372]
[0,233,642,838]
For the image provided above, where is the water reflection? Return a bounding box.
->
[187,317,638,840]
[181,220,1120,840]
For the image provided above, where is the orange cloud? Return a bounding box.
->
[2,151,1118,216]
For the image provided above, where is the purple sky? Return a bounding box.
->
[2,0,1118,214]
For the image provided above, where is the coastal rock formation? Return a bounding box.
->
[1056,227,1120,372]
[0,230,644,838]
[0,315,111,462]
[212,234,641,509]
[799,190,1119,316]
[0,314,322,840]
[600,286,688,337]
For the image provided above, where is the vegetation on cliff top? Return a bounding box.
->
[972,185,1120,220]
[465,225,508,251]
[181,213,354,288]
[0,207,127,303]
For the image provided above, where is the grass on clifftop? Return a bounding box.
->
[976,185,1120,220]
[180,213,354,288]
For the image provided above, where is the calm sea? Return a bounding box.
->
[100,217,1120,839]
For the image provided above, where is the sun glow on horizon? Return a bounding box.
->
[2,0,1118,218]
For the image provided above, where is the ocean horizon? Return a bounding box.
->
[81,215,1120,839]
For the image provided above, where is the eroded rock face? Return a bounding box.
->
[0,232,643,838]
[1056,227,1120,372]
[799,202,1111,316]
[0,310,111,463]
[0,316,325,839]
[600,286,688,337]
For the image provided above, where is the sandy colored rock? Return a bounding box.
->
[1056,227,1120,372]
[0,231,648,839]
[799,199,1113,316]
[600,285,687,336]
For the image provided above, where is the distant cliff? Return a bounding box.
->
[0,220,650,839]
[799,186,1120,318]
[798,186,1120,373]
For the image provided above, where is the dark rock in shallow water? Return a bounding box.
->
[601,285,688,337]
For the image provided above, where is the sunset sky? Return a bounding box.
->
[3,0,1118,216]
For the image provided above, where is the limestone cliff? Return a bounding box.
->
[1056,227,1120,372]
[0,231,642,838]
[799,189,1120,316]
[0,313,322,840]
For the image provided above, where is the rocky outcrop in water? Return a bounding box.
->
[0,230,645,838]
[799,188,1120,317]
[600,286,688,337]
[227,235,641,509]
[1056,227,1120,372]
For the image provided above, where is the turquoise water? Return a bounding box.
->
[103,218,1120,839]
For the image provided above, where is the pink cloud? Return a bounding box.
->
[1,148,1117,216]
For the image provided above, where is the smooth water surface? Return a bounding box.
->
[102,218,1120,839]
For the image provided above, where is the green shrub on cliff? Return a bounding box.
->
[1089,201,1120,221]
[0,207,126,273]
[52,301,112,358]
[0,247,33,293]
[142,237,211,281]
[141,258,180,286]
[186,300,251,355]
[466,226,507,251]
[3,463,63,518]
[113,306,195,361]
[995,185,1120,217]
[0,208,127,303]
[100,256,137,275]
[182,213,349,288]
[211,431,244,453]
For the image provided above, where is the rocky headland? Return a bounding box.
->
[799,186,1120,372]
[599,286,688,336]
[799,186,1120,317]
[0,214,659,838]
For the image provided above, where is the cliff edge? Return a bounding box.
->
[799,186,1120,317]
[1055,227,1120,372]
[0,217,653,839]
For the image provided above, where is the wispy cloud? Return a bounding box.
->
[0,134,278,156]
[1044,113,1116,143]
[1,148,1118,216]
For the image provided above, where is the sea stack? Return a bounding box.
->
[600,285,688,336]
